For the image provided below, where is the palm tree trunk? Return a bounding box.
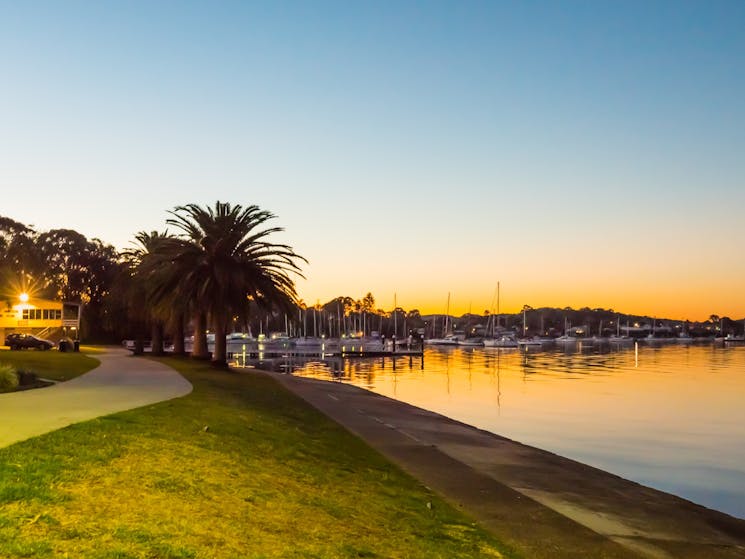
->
[212,316,228,368]
[151,321,164,356]
[134,330,145,355]
[172,314,185,356]
[192,312,209,359]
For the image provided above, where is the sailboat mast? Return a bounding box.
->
[445,292,451,336]
[496,282,500,333]
[523,306,527,336]
[394,293,398,337]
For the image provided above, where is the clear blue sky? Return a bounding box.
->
[2,1,744,318]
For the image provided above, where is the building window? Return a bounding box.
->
[21,309,60,321]
[22,309,43,320]
[62,304,79,320]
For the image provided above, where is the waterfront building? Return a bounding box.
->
[0,293,82,343]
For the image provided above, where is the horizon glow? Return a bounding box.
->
[1,1,744,322]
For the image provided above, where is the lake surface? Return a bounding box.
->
[289,343,745,519]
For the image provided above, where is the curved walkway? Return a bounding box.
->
[0,347,192,449]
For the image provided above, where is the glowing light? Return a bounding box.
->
[19,293,29,303]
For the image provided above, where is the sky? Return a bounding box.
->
[1,0,744,320]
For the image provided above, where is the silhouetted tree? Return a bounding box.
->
[149,202,306,367]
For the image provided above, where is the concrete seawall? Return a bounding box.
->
[265,371,745,559]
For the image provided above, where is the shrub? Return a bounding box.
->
[0,363,19,392]
[16,369,38,386]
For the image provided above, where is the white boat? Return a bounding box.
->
[482,281,516,348]
[258,332,294,350]
[517,336,544,347]
[338,336,385,353]
[307,336,383,353]
[293,336,325,347]
[590,320,609,344]
[644,318,674,343]
[227,332,247,340]
[483,334,518,348]
[426,335,460,346]
[555,334,578,344]
[609,316,632,343]
[459,337,484,347]
[428,293,457,345]
[555,317,578,344]
[724,320,745,342]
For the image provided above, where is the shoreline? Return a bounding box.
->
[260,369,745,559]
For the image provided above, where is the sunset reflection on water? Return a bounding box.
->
[291,343,745,519]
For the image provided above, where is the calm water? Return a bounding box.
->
[289,343,745,519]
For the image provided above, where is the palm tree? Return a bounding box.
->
[154,202,306,367]
[122,231,175,355]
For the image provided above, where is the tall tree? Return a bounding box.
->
[152,202,306,367]
[0,217,46,300]
[123,231,176,355]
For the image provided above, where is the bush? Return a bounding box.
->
[0,363,19,392]
[16,369,38,386]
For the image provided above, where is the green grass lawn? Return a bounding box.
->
[0,357,515,558]
[0,348,100,381]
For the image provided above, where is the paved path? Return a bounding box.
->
[269,372,745,559]
[0,347,192,448]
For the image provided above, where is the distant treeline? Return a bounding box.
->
[297,299,744,339]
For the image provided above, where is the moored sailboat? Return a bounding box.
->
[426,293,459,345]
[483,332,519,348]
[609,315,632,343]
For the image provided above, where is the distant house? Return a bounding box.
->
[0,294,81,343]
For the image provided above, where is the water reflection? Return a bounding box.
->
[288,343,745,519]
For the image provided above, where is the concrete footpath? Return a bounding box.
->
[0,347,192,449]
[269,372,745,559]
